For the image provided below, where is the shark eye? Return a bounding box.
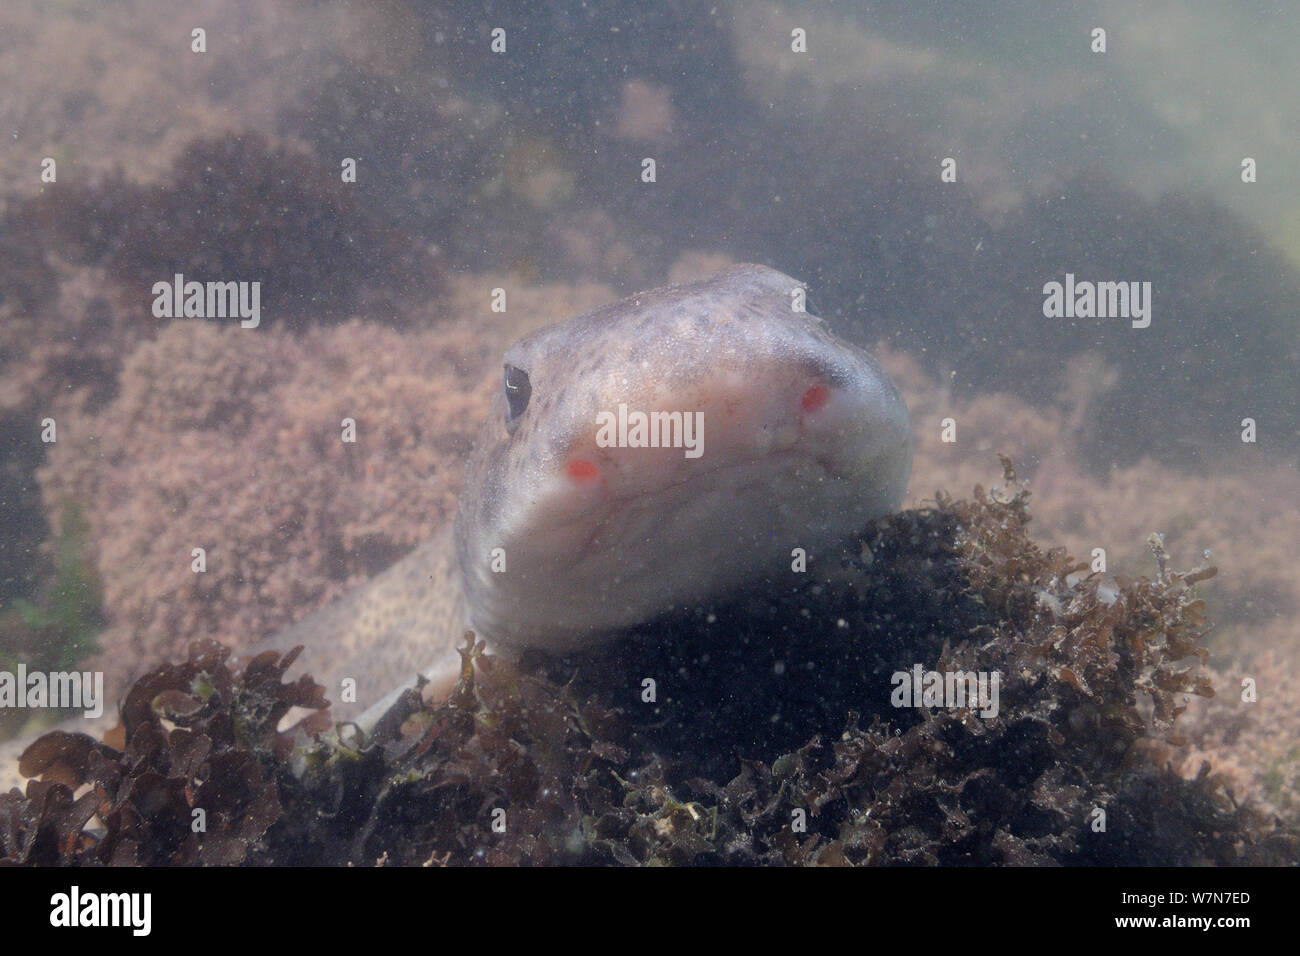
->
[503,364,532,434]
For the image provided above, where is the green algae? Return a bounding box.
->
[0,503,104,680]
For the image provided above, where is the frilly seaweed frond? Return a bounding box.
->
[1,640,327,865]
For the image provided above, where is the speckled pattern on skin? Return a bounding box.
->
[453,264,912,666]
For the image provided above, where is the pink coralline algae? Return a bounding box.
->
[39,316,483,700]
[36,276,616,707]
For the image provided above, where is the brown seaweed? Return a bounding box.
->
[4,467,1293,866]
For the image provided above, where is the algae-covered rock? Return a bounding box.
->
[4,466,1294,866]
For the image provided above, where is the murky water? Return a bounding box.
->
[0,0,1295,869]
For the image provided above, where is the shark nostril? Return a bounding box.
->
[801,384,831,413]
[566,459,601,483]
